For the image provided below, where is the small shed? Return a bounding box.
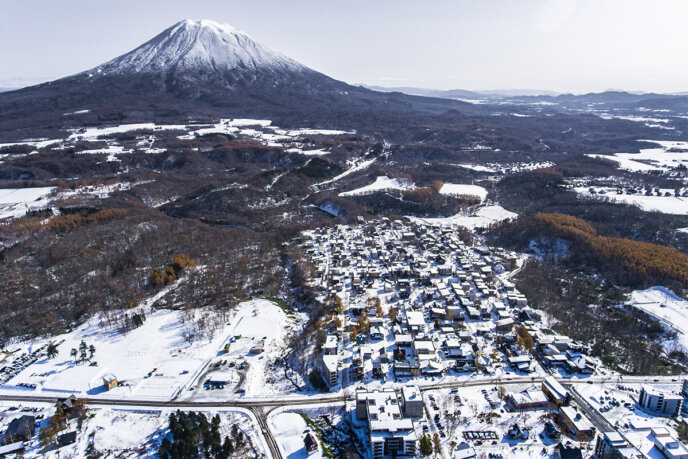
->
[304,432,318,453]
[102,373,118,390]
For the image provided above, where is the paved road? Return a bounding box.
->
[0,374,679,407]
[250,406,283,459]
[565,385,614,432]
[0,373,680,459]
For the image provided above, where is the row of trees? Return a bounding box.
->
[418,432,442,457]
[158,411,247,459]
[46,208,127,233]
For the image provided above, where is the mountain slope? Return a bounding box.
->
[0,19,482,139]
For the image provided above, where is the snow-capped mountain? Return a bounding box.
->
[0,19,479,137]
[92,19,308,76]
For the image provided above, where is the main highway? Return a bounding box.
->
[0,374,681,458]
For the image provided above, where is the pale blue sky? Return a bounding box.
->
[1,0,686,93]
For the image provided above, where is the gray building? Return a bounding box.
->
[400,386,423,418]
[594,431,637,459]
[638,386,682,417]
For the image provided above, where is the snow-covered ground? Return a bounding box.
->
[407,204,517,229]
[575,381,684,456]
[576,187,688,215]
[339,176,414,196]
[0,187,56,219]
[423,385,583,458]
[456,161,555,175]
[315,157,376,187]
[0,308,224,399]
[68,123,187,142]
[269,411,323,459]
[586,139,688,173]
[285,147,330,156]
[439,183,488,202]
[0,181,150,220]
[182,298,303,400]
[180,118,353,147]
[0,401,265,458]
[627,287,688,351]
[0,298,297,401]
[456,163,496,173]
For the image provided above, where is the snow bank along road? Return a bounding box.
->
[0,374,677,407]
[0,375,678,458]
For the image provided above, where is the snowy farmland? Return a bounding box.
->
[439,183,488,202]
[586,139,688,173]
[575,186,688,215]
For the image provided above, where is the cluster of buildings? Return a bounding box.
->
[302,219,597,389]
[354,386,423,459]
[302,219,688,458]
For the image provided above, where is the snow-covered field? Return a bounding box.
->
[68,123,187,141]
[576,186,688,215]
[0,401,265,458]
[407,204,517,229]
[269,411,323,459]
[182,298,301,399]
[586,139,688,173]
[339,176,414,196]
[1,308,224,399]
[0,298,295,401]
[439,183,488,202]
[180,118,353,148]
[0,187,56,219]
[627,287,688,351]
[456,161,555,175]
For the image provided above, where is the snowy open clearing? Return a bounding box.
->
[181,298,302,400]
[407,204,517,229]
[180,118,353,146]
[0,187,56,219]
[0,298,295,401]
[627,287,688,352]
[0,182,152,220]
[68,123,187,141]
[439,183,488,202]
[456,163,496,172]
[0,307,227,399]
[339,176,414,196]
[576,186,688,215]
[586,139,688,173]
[269,411,323,459]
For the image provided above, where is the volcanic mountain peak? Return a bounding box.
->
[90,19,308,76]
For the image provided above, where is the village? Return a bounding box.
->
[300,218,688,459]
[0,218,687,458]
[302,217,600,390]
